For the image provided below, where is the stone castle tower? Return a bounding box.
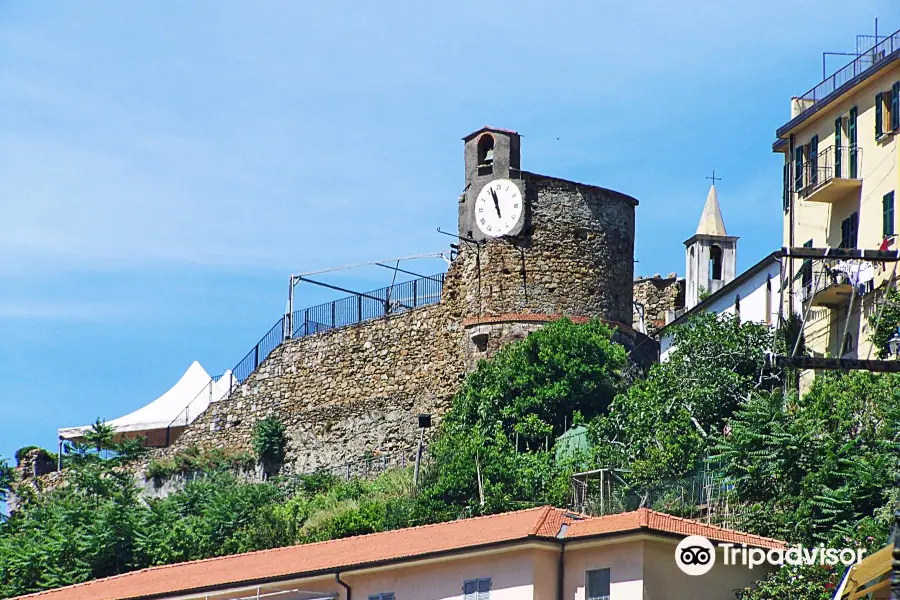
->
[453,126,639,362]
[160,127,645,472]
[684,184,738,309]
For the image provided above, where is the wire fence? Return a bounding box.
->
[573,468,749,530]
[290,273,445,337]
[164,274,446,445]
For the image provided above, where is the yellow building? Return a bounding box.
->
[775,29,900,362]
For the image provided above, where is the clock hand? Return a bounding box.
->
[490,188,501,217]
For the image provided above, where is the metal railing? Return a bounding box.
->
[797,145,863,196]
[797,29,900,110]
[162,273,446,445]
[290,273,444,338]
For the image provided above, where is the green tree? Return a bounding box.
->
[0,459,13,504]
[418,318,625,517]
[867,283,900,358]
[591,312,776,483]
[713,372,900,544]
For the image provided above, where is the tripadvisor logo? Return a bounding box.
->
[676,536,716,575]
[674,535,865,576]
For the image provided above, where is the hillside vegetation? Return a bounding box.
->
[2,315,898,599]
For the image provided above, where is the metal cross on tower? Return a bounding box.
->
[706,170,722,185]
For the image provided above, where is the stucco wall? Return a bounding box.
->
[660,259,781,362]
[641,538,775,600]
[564,539,645,600]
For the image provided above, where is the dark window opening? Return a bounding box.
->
[801,239,813,289]
[710,245,723,280]
[586,569,611,600]
[464,578,491,600]
[840,212,859,249]
[808,135,819,185]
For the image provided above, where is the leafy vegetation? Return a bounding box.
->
[145,446,256,481]
[253,415,288,477]
[2,314,898,599]
[867,283,900,358]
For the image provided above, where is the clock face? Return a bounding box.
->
[474,179,523,237]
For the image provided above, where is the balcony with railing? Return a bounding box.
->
[798,258,856,307]
[796,145,863,203]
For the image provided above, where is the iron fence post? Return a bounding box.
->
[357,296,362,323]
[331,302,336,329]
[254,345,259,371]
[413,280,418,307]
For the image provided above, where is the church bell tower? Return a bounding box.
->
[684,184,738,309]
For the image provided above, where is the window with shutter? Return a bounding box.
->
[463,578,490,600]
[884,191,895,237]
[876,92,884,137]
[801,239,813,289]
[794,147,804,191]
[477,577,490,600]
[849,107,858,177]
[893,82,900,131]
[783,162,790,211]
[586,569,611,600]
[368,594,395,600]
[841,212,859,249]
[835,116,843,178]
[808,135,818,185]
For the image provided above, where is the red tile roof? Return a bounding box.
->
[12,507,784,600]
[564,509,786,549]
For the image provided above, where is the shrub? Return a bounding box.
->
[253,415,288,477]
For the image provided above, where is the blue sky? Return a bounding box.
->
[1,1,897,465]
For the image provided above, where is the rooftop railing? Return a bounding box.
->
[797,29,900,110]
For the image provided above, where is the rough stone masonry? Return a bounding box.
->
[159,127,653,473]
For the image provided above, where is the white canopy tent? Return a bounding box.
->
[58,361,234,446]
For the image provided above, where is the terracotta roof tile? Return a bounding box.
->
[12,506,553,600]
[564,508,786,549]
[12,507,785,600]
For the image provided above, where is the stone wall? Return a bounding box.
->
[632,274,685,335]
[167,301,468,472]
[456,173,637,326]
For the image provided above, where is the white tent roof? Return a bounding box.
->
[58,361,234,441]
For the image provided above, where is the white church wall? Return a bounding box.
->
[660,258,782,362]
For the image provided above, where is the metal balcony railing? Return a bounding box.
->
[796,145,863,198]
[798,258,855,306]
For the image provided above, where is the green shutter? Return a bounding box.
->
[849,107,858,178]
[795,147,804,190]
[893,82,900,130]
[885,192,895,237]
[835,117,842,178]
[876,92,884,137]
[809,135,818,185]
